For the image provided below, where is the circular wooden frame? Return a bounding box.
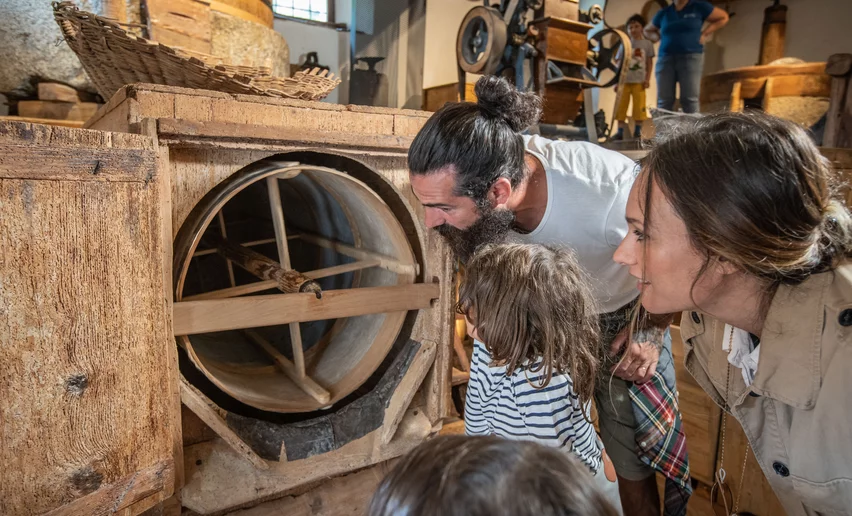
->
[173,157,418,413]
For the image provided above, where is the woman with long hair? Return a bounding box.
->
[615,111,852,515]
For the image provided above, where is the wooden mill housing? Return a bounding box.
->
[0,84,454,515]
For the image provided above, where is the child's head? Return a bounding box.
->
[456,243,600,404]
[368,435,620,516]
[626,14,646,39]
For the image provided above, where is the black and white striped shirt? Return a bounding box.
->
[464,339,602,473]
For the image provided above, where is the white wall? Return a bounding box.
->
[422,0,477,89]
[273,0,352,104]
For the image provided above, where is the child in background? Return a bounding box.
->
[614,14,655,141]
[367,435,620,516]
[456,243,622,512]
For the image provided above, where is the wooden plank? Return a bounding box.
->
[146,0,213,55]
[0,131,174,514]
[179,378,270,470]
[0,115,84,128]
[43,461,173,516]
[762,76,775,112]
[173,282,440,335]
[194,237,278,257]
[730,81,743,112]
[141,118,185,496]
[296,232,418,276]
[381,340,438,444]
[182,259,381,301]
[703,72,831,104]
[244,330,331,405]
[38,82,84,103]
[0,145,156,182]
[221,460,397,516]
[156,118,415,150]
[18,100,100,122]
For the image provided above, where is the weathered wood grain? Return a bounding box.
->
[173,282,440,335]
[0,123,176,514]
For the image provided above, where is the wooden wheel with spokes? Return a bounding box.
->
[172,157,438,413]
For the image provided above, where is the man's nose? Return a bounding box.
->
[424,208,445,229]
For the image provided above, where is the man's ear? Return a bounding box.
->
[490,178,513,208]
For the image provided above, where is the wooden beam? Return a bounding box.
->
[181,259,381,301]
[244,330,331,405]
[217,211,236,288]
[0,145,155,182]
[296,232,418,276]
[156,118,414,150]
[173,282,440,335]
[42,461,173,516]
[215,237,322,297]
[380,340,437,445]
[38,82,84,103]
[178,378,269,470]
[730,81,743,112]
[17,100,99,122]
[267,175,306,377]
[193,237,278,257]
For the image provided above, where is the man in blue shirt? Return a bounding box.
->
[644,0,729,113]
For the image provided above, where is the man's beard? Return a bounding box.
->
[434,206,516,262]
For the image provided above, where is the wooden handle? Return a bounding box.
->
[212,235,322,298]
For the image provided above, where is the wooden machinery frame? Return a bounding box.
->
[0,84,454,515]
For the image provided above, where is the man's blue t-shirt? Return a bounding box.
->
[652,0,714,56]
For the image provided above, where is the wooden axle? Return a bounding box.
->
[213,235,323,298]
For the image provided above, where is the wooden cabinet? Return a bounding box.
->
[0,122,180,515]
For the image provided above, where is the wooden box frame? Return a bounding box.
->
[0,83,453,516]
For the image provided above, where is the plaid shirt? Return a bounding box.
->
[629,371,693,516]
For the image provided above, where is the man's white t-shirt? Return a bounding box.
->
[513,135,639,314]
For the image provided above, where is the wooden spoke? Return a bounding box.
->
[244,330,331,405]
[193,237,278,257]
[267,175,306,377]
[179,378,269,470]
[217,211,236,288]
[173,282,440,336]
[181,259,381,301]
[296,232,418,277]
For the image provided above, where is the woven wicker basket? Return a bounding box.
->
[53,1,341,101]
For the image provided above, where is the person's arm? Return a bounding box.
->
[610,311,675,383]
[644,55,653,89]
[699,6,729,44]
[644,22,660,42]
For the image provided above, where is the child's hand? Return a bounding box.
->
[609,326,663,383]
[643,80,650,89]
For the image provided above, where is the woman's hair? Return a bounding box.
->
[641,111,852,295]
[626,14,646,27]
[456,243,600,406]
[408,75,542,206]
[368,435,620,516]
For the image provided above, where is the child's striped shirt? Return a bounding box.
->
[464,339,602,473]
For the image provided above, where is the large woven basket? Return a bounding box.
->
[52,1,340,101]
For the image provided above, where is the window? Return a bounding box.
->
[273,0,330,23]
